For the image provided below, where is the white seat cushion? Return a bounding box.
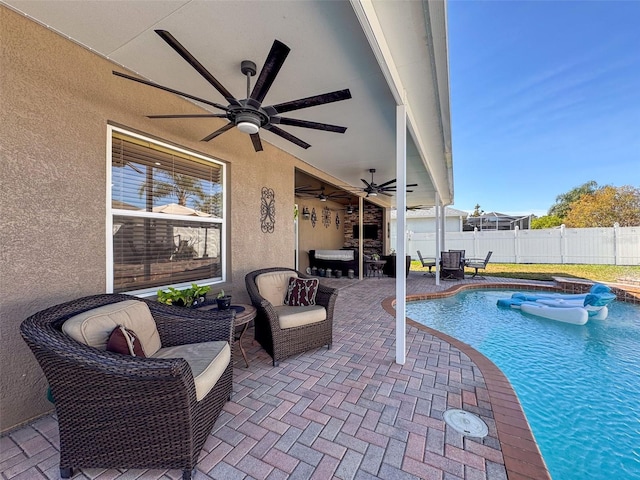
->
[256,271,298,307]
[62,300,161,356]
[274,305,326,329]
[152,341,230,401]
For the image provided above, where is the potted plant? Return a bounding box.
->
[157,283,211,308]
[216,289,232,310]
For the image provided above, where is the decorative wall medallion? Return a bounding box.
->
[311,207,317,228]
[322,207,331,228]
[335,212,340,229]
[260,187,275,233]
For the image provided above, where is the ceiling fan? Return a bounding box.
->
[295,185,352,202]
[113,30,352,152]
[352,169,418,197]
[345,203,358,215]
[406,205,430,211]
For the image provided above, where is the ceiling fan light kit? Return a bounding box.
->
[113,30,352,152]
[236,118,260,135]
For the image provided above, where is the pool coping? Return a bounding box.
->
[383,280,610,480]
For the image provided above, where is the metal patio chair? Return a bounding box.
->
[465,251,493,278]
[417,250,436,276]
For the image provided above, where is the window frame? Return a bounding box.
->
[106,125,227,296]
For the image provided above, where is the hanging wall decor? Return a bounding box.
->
[261,187,275,233]
[322,206,331,228]
[335,212,340,229]
[310,207,317,228]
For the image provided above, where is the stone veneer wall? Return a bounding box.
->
[343,203,384,255]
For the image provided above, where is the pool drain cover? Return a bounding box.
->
[443,409,488,438]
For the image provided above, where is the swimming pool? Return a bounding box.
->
[406,290,640,480]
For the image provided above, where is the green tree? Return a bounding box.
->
[564,185,640,227]
[471,204,484,217]
[548,181,598,219]
[531,215,563,229]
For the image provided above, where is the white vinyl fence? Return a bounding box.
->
[392,225,640,266]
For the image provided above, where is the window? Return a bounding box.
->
[108,127,225,294]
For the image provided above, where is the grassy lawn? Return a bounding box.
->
[410,261,640,283]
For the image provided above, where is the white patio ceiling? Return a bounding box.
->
[3,0,453,207]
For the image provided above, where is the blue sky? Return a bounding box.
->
[447,0,640,216]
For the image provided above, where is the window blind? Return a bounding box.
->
[110,129,225,293]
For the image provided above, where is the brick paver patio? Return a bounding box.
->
[2,273,557,480]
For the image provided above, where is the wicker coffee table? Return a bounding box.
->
[198,303,256,368]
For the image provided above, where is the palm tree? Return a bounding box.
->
[138,171,206,207]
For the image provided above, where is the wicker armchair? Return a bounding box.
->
[20,294,235,480]
[440,251,464,280]
[245,268,337,366]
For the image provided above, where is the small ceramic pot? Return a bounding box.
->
[216,296,232,310]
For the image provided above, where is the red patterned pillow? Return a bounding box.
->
[106,325,146,357]
[284,277,319,306]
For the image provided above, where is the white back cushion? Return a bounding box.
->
[62,300,161,356]
[314,250,354,261]
[255,271,298,306]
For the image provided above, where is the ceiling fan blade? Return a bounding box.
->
[381,184,417,191]
[113,71,228,111]
[360,179,372,188]
[295,187,323,193]
[268,89,352,114]
[201,122,234,142]
[273,117,347,133]
[377,178,397,188]
[250,133,263,152]
[147,113,228,119]
[263,125,311,149]
[155,30,240,106]
[250,40,290,104]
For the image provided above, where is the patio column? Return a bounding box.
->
[395,103,407,365]
[358,196,364,279]
[435,192,441,286]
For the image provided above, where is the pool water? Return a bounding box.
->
[406,290,640,480]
